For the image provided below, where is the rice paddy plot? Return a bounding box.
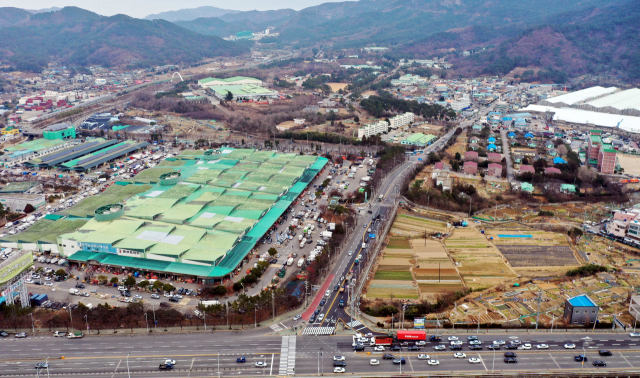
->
[390,212,447,238]
[373,271,414,281]
[387,237,411,249]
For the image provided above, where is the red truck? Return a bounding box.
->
[373,337,393,346]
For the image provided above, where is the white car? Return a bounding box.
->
[536,344,549,349]
[317,314,325,322]
[293,315,301,321]
[448,336,459,341]
[357,337,368,343]
[44,276,51,281]
[164,292,172,298]
[325,290,331,297]
[434,345,446,351]
[164,359,176,365]
[369,359,379,366]
[453,353,466,358]
[469,357,482,364]
[255,361,268,368]
[518,344,532,350]
[417,354,430,360]
[493,340,506,345]
[630,332,640,337]
[333,367,346,373]
[469,340,482,345]
[333,356,345,361]
[427,359,440,366]
[416,340,426,346]
[348,250,353,256]
[134,295,143,299]
[44,282,53,287]
[564,343,576,349]
[450,340,462,346]
[374,346,385,351]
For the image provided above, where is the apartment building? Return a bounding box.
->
[597,148,617,174]
[388,112,415,129]
[357,120,388,139]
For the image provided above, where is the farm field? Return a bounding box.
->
[444,227,516,289]
[389,212,447,238]
[483,228,570,247]
[366,214,460,300]
[497,245,578,267]
[446,132,468,157]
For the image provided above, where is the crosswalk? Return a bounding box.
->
[301,326,335,336]
[346,320,363,328]
[278,335,296,375]
[269,322,289,332]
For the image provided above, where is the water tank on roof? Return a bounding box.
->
[159,171,181,186]
[94,203,124,222]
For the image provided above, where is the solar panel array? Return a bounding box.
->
[74,142,148,170]
[40,140,104,164]
[75,143,132,167]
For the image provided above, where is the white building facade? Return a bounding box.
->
[357,120,388,139]
[388,112,415,129]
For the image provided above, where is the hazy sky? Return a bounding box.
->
[3,0,352,17]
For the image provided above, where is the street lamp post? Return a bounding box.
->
[152,304,157,332]
[240,282,244,295]
[144,313,149,333]
[46,355,50,378]
[84,314,89,333]
[29,313,34,334]
[203,312,207,331]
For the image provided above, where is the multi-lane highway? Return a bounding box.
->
[2,331,640,377]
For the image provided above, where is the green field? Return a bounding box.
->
[373,271,414,280]
[62,184,152,217]
[387,237,411,249]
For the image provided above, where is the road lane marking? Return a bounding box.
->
[270,353,274,376]
[110,359,121,378]
[548,353,561,369]
[479,354,488,371]
[619,351,633,367]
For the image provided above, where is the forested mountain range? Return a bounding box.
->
[0,7,247,71]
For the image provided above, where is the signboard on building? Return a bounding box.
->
[0,252,33,285]
[414,318,425,329]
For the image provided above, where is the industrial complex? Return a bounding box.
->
[3,148,327,282]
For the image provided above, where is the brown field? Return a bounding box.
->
[383,248,414,255]
[387,237,411,249]
[617,154,640,176]
[415,251,448,258]
[390,213,447,237]
[445,227,516,284]
[484,229,569,246]
[418,284,466,295]
[446,132,468,156]
[380,257,413,266]
[497,245,578,267]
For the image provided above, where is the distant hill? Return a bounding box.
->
[0,7,32,28]
[440,1,640,81]
[0,7,247,72]
[175,17,250,37]
[145,6,241,22]
[25,7,61,14]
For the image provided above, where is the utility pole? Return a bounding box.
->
[272,291,275,320]
[535,291,542,330]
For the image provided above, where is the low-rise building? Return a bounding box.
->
[463,161,477,175]
[400,133,436,147]
[563,295,599,326]
[487,153,502,163]
[487,163,502,178]
[198,76,262,88]
[464,151,478,161]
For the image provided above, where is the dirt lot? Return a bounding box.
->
[445,131,468,157]
[497,245,578,267]
[617,154,640,176]
[326,83,349,92]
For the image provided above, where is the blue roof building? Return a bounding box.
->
[524,133,534,139]
[487,137,496,143]
[508,132,516,138]
[487,143,497,151]
[564,295,598,326]
[554,157,567,165]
